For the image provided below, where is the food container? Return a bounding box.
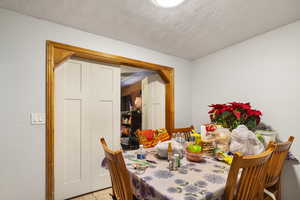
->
[255,130,278,147]
[201,139,216,156]
[212,127,231,152]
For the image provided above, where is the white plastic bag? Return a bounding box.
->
[230,125,264,155]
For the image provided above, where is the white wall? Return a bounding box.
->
[2,6,299,200]
[192,20,300,199]
[0,8,192,200]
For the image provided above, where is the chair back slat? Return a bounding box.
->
[265,136,294,187]
[100,138,133,200]
[169,125,194,140]
[224,147,274,200]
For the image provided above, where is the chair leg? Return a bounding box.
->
[275,178,282,200]
[133,195,139,200]
[109,193,117,200]
[109,187,117,200]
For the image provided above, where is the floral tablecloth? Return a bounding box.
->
[123,150,230,200]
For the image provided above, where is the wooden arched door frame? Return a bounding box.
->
[46,41,174,200]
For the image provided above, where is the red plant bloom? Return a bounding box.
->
[254,110,262,116]
[229,102,240,109]
[233,110,241,119]
[247,109,262,117]
[209,104,226,109]
[229,102,251,110]
[220,105,233,113]
[241,103,251,110]
[208,108,216,114]
[246,109,254,116]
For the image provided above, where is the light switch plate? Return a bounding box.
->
[30,113,45,125]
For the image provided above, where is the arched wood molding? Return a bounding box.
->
[53,48,74,67]
[46,40,174,200]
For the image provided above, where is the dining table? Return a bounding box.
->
[123,149,230,200]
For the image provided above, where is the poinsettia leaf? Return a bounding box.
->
[222,111,231,119]
[246,119,257,131]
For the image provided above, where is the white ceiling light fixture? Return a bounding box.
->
[151,0,185,8]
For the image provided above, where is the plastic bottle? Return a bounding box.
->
[174,153,180,168]
[167,142,173,161]
[169,157,175,171]
[137,145,145,159]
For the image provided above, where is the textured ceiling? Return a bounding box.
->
[1,0,300,60]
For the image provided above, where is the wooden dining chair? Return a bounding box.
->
[264,136,294,200]
[169,125,194,141]
[224,146,275,200]
[100,138,134,200]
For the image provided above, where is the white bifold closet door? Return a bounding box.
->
[54,59,120,200]
[142,74,166,130]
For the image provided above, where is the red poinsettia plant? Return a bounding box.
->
[208,102,262,131]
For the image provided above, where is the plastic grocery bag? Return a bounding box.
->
[230,125,264,155]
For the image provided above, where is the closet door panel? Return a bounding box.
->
[63,99,82,183]
[64,61,83,98]
[88,63,120,191]
[142,77,149,129]
[150,75,165,129]
[142,74,166,130]
[91,65,114,100]
[90,101,113,190]
[55,60,90,200]
[55,60,120,199]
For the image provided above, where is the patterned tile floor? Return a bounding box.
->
[70,188,112,200]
